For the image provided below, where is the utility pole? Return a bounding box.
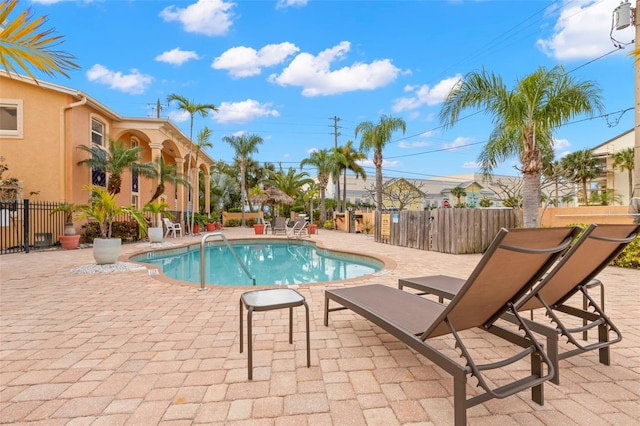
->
[329,116,342,208]
[149,98,166,118]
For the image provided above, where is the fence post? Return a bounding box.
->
[23,199,30,253]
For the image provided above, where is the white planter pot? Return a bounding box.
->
[93,238,122,265]
[148,227,163,243]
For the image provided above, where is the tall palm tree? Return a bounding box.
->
[0,0,79,80]
[222,133,263,226]
[439,65,602,227]
[300,149,334,223]
[611,147,634,200]
[166,94,217,233]
[330,148,346,211]
[338,140,367,212]
[148,156,189,204]
[76,139,157,195]
[355,115,406,213]
[561,148,601,206]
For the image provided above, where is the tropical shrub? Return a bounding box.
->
[323,219,334,229]
[224,218,241,227]
[611,235,639,269]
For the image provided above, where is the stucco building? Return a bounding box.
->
[0,72,214,228]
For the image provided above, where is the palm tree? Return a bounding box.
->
[210,171,239,213]
[330,148,346,211]
[191,126,214,221]
[222,133,264,226]
[0,0,79,80]
[337,141,367,212]
[451,186,467,206]
[263,167,313,217]
[300,149,334,223]
[561,148,601,206]
[611,147,634,200]
[439,65,602,227]
[77,139,157,195]
[166,94,217,233]
[148,156,189,204]
[355,115,407,213]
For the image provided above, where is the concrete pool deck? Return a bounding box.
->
[1,227,639,424]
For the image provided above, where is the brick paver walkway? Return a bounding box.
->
[1,228,639,424]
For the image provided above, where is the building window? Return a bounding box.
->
[0,100,23,138]
[90,118,106,186]
[131,194,139,209]
[91,118,105,146]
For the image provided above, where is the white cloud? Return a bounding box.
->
[392,75,462,112]
[276,0,308,9]
[537,0,634,61]
[398,141,431,149]
[553,138,570,151]
[443,136,473,151]
[462,161,480,169]
[307,147,319,153]
[168,110,190,123]
[155,48,200,65]
[358,158,401,168]
[213,99,280,124]
[86,64,152,95]
[159,0,235,36]
[269,41,401,96]
[212,43,300,78]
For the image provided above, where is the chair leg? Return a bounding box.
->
[598,323,610,365]
[452,371,467,426]
[531,352,544,405]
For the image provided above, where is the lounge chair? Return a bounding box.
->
[398,223,640,385]
[272,217,288,235]
[287,216,310,238]
[162,217,183,238]
[325,226,579,425]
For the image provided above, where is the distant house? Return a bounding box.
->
[381,178,427,210]
[590,129,634,204]
[0,72,214,221]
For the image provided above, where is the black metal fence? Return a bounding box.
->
[0,200,64,255]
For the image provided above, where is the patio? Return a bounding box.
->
[1,227,639,424]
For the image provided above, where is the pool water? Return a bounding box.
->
[133,240,383,286]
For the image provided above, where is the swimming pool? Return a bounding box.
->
[132,239,384,286]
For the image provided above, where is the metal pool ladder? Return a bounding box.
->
[199,232,256,290]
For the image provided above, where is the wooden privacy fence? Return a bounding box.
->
[375,208,518,254]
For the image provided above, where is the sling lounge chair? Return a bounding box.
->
[272,217,288,235]
[398,223,640,385]
[287,216,310,238]
[325,226,579,425]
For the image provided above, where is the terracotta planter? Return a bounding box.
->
[193,224,201,234]
[92,238,122,265]
[254,223,265,234]
[206,223,216,232]
[309,224,317,235]
[214,223,221,230]
[59,235,80,250]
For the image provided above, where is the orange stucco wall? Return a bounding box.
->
[1,75,214,215]
[539,206,635,227]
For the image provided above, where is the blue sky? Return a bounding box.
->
[24,0,636,181]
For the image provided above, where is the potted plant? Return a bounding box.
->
[143,200,172,243]
[193,213,207,234]
[50,202,82,249]
[77,185,148,264]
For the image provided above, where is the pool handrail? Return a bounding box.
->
[200,232,256,290]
